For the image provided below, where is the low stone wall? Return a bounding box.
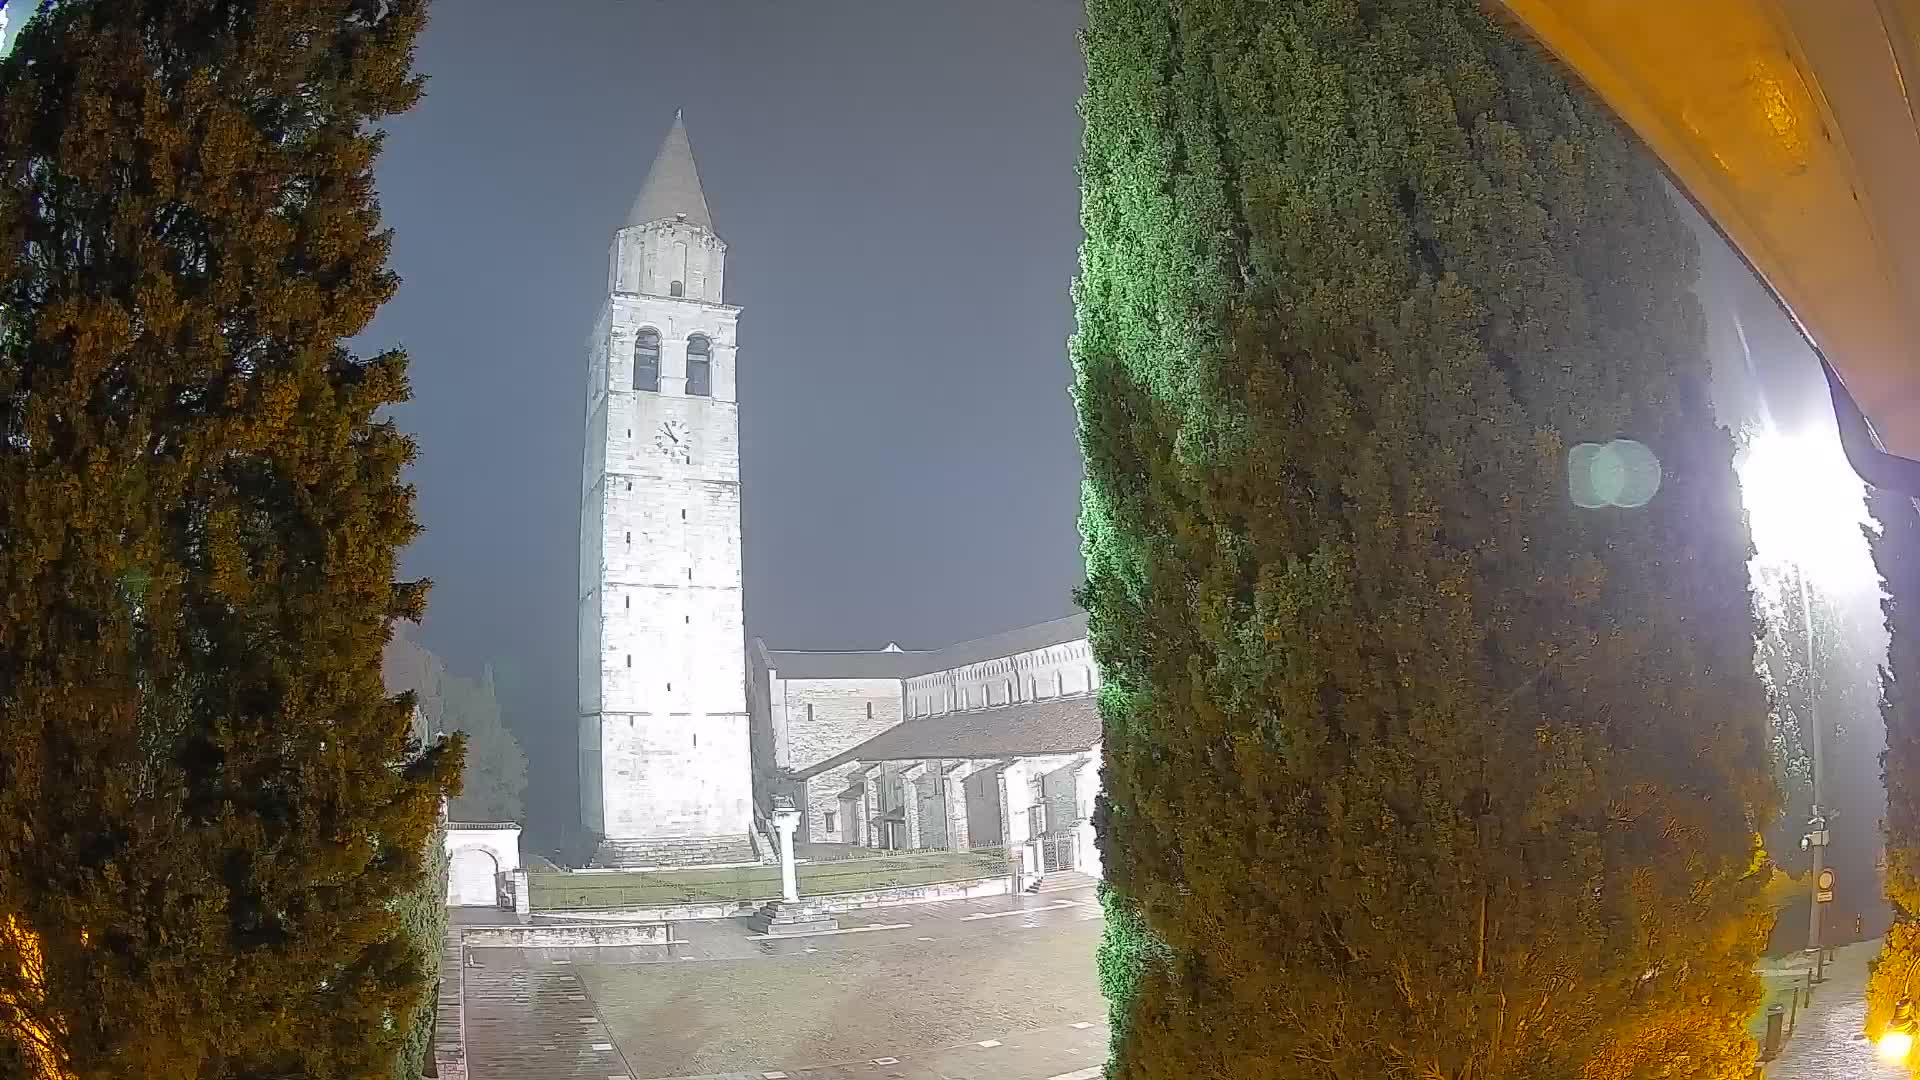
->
[790,875,1010,914]
[433,930,467,1080]
[461,921,673,948]
[544,874,1011,923]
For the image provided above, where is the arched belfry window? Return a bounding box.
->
[686,334,712,397]
[670,280,685,297]
[633,329,661,392]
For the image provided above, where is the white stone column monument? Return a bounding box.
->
[772,799,801,903]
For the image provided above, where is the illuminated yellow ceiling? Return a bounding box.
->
[1493,0,1920,462]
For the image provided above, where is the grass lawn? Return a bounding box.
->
[531,848,1011,910]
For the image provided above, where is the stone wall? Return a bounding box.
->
[461,921,671,948]
[905,637,1099,718]
[773,677,901,841]
[748,619,1102,847]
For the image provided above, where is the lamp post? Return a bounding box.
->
[1797,562,1829,984]
[1736,427,1871,984]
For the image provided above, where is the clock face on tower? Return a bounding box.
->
[654,419,692,464]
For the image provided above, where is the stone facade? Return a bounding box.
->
[750,615,1106,881]
[579,116,753,847]
[779,677,901,843]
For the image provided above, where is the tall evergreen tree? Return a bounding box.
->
[1868,489,1920,1040]
[0,2,460,1077]
[443,666,525,823]
[383,629,526,822]
[1072,2,1776,1077]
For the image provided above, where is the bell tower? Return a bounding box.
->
[579,112,753,863]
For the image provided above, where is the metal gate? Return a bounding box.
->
[1040,825,1080,873]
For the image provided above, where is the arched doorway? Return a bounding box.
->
[448,846,500,907]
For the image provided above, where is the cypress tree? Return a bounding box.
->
[1868,489,1920,1038]
[1072,1,1777,1076]
[0,2,461,1076]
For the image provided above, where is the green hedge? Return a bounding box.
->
[392,816,451,1079]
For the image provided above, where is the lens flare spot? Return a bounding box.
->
[1569,440,1663,510]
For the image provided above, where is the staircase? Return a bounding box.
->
[745,899,840,936]
[1026,870,1100,895]
[592,833,757,869]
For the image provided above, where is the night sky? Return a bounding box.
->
[361,0,1890,904]
[365,1,1088,843]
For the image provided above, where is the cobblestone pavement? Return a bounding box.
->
[460,957,644,1080]
[1764,941,1899,1079]
[463,884,1108,1080]
[654,1020,1108,1080]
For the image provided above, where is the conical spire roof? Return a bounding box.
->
[626,110,713,231]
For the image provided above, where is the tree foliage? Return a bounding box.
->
[384,627,526,823]
[1869,489,1920,1043]
[1750,559,1880,866]
[442,667,524,823]
[1072,1,1776,1077]
[0,2,460,1077]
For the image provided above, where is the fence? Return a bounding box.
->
[529,845,1011,911]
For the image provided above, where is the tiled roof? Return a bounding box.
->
[764,611,1089,681]
[797,695,1101,778]
[765,648,932,680]
[917,613,1090,673]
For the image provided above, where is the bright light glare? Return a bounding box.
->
[1736,428,1874,589]
[1879,1028,1913,1064]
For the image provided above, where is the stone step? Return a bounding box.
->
[1028,870,1100,894]
[745,900,839,936]
[591,833,757,869]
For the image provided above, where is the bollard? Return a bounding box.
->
[1762,1004,1786,1060]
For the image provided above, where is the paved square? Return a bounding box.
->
[463,884,1108,1080]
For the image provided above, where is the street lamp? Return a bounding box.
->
[1879,952,1920,1063]
[1737,427,1872,982]
[1881,996,1916,1064]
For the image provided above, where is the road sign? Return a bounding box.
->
[1818,868,1836,891]
[1817,889,1835,903]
